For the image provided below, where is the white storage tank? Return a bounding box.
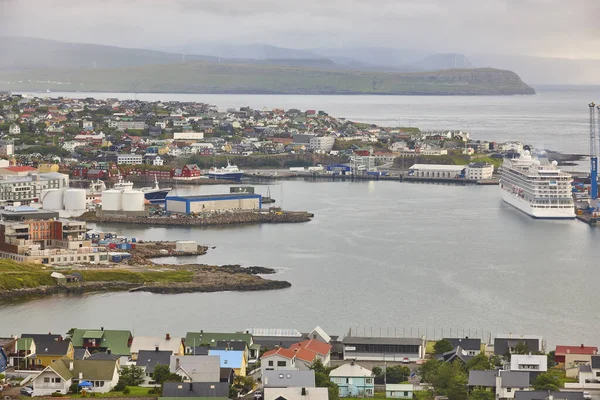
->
[41,189,64,210]
[64,189,86,211]
[102,189,122,211]
[122,190,145,211]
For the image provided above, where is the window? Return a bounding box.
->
[507,388,512,392]
[44,377,50,383]
[277,361,286,367]
[55,378,61,384]
[365,378,373,384]
[404,392,409,396]
[366,389,373,395]
[224,360,228,364]
[268,361,273,366]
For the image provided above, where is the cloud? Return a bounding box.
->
[0,0,599,58]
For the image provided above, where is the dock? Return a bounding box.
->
[248,172,499,185]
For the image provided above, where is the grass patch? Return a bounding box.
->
[70,386,154,398]
[0,260,55,290]
[76,269,193,284]
[426,341,437,355]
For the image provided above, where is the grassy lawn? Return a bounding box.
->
[70,386,155,398]
[426,341,437,355]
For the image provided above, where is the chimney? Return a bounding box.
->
[301,388,307,396]
[101,327,104,331]
[166,333,171,341]
[350,360,355,366]
[69,361,74,371]
[582,344,585,348]
[200,330,203,334]
[107,349,111,355]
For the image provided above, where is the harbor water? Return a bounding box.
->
[1,180,599,347]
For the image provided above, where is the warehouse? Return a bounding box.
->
[408,164,466,179]
[165,193,262,214]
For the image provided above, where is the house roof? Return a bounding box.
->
[21,334,70,356]
[208,349,244,369]
[439,346,473,364]
[170,355,221,382]
[47,357,74,381]
[556,345,598,356]
[468,370,497,387]
[289,340,332,357]
[74,359,119,381]
[71,329,132,356]
[308,326,331,343]
[245,328,302,338]
[130,336,182,355]
[73,348,89,360]
[262,347,297,360]
[162,382,229,398]
[341,336,422,346]
[500,371,531,388]
[87,352,120,361]
[514,391,584,400]
[3,166,36,172]
[214,341,246,351]
[17,338,33,351]
[291,347,319,363]
[184,332,251,348]
[137,350,172,373]
[264,387,329,400]
[263,370,316,388]
[386,384,414,391]
[330,362,373,378]
[444,338,481,351]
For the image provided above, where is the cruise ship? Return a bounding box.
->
[499,150,575,219]
[208,161,244,181]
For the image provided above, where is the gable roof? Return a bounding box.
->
[184,332,251,348]
[262,347,297,360]
[137,350,172,373]
[308,327,331,343]
[162,382,229,398]
[439,346,473,364]
[556,345,598,356]
[47,357,74,381]
[444,338,481,351]
[264,387,329,400]
[468,370,497,387]
[130,336,182,355]
[330,362,373,378]
[71,329,132,356]
[44,357,119,382]
[214,341,246,351]
[207,349,244,369]
[500,371,531,388]
[289,340,332,357]
[21,334,70,356]
[87,352,120,361]
[170,355,220,382]
[263,370,316,388]
[73,348,90,360]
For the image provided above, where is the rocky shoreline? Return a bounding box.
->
[81,211,314,226]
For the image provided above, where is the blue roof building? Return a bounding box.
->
[208,349,247,377]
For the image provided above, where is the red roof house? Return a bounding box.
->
[555,345,598,364]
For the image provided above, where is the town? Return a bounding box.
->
[0,92,529,189]
[0,328,595,400]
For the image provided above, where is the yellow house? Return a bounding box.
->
[38,164,59,173]
[23,334,74,367]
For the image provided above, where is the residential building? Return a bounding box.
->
[263,370,316,388]
[0,219,108,265]
[31,357,120,396]
[130,334,183,360]
[117,154,143,165]
[11,337,36,369]
[555,345,598,365]
[0,166,38,177]
[264,387,329,400]
[71,328,133,357]
[385,384,415,399]
[136,349,172,384]
[174,164,202,179]
[329,361,374,398]
[0,139,14,156]
[0,172,69,205]
[289,340,332,368]
[208,349,247,377]
[510,354,547,372]
[514,392,584,400]
[246,328,307,349]
[466,163,494,180]
[115,120,146,131]
[494,335,544,356]
[438,346,475,365]
[309,137,335,152]
[9,124,20,135]
[174,132,204,140]
[341,336,424,361]
[307,327,332,344]
[261,347,297,377]
[162,382,229,398]
[444,338,481,356]
[170,355,221,382]
[21,333,74,368]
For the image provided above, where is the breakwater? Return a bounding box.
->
[80,211,314,226]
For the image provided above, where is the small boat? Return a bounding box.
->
[261,187,275,204]
[208,161,244,181]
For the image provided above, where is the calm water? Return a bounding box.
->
[25,85,600,154]
[1,180,599,347]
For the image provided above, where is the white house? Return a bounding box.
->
[386,384,415,399]
[117,154,143,165]
[264,387,329,400]
[8,124,20,135]
[174,132,204,140]
[130,334,183,361]
[152,156,164,166]
[510,354,547,372]
[261,347,297,377]
[32,358,119,396]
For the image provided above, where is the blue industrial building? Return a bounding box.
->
[165,193,262,214]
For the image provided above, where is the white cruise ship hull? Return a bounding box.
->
[501,189,575,219]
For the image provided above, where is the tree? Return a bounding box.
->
[547,350,556,368]
[233,376,254,394]
[434,340,454,355]
[532,371,561,391]
[469,388,495,400]
[119,365,145,386]
[372,367,384,384]
[152,364,182,385]
[418,360,468,400]
[386,365,411,384]
[514,341,529,355]
[466,354,493,371]
[309,359,339,400]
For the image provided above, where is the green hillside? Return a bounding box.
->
[0,61,535,95]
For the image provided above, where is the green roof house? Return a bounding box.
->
[184,331,252,355]
[71,328,133,356]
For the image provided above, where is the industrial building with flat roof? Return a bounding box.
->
[408,164,467,179]
[165,193,262,214]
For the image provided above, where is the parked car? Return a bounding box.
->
[20,387,34,396]
[402,357,410,364]
[583,392,591,400]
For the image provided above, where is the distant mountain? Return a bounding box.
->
[311,46,433,67]
[161,43,323,61]
[409,53,473,71]
[469,54,600,85]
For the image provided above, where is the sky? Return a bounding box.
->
[1,0,599,59]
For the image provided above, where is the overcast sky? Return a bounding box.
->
[1,0,599,59]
